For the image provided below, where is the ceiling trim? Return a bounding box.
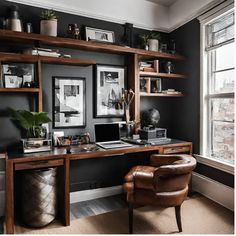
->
[6,0,170,32]
[6,0,227,33]
[168,0,227,32]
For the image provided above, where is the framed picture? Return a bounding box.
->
[85,26,115,43]
[53,76,86,128]
[94,64,126,118]
[2,63,35,88]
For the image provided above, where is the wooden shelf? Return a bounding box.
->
[0,88,40,93]
[0,29,185,61]
[0,53,96,66]
[140,92,184,97]
[139,71,186,79]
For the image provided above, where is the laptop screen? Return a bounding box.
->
[95,123,120,142]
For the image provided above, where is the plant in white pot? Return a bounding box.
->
[148,32,161,52]
[40,9,58,36]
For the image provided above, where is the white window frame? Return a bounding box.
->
[198,0,234,174]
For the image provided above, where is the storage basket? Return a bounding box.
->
[21,168,57,227]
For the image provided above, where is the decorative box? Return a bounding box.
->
[21,139,52,153]
[139,128,157,140]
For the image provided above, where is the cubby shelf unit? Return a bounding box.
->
[0,29,186,121]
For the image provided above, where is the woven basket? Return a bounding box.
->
[21,168,57,227]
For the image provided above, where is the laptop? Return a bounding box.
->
[95,123,133,149]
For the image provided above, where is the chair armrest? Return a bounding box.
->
[124,166,156,190]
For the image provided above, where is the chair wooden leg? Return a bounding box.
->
[129,203,133,234]
[175,205,182,232]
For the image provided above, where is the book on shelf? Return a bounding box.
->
[139,60,159,72]
[162,89,182,94]
[23,47,61,57]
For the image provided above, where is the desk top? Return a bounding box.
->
[6,139,192,163]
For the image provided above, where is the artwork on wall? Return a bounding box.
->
[1,63,35,88]
[94,64,126,118]
[85,26,115,43]
[53,76,86,128]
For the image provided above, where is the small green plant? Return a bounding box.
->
[149,32,161,41]
[40,9,57,20]
[140,34,150,47]
[140,32,161,48]
[8,108,51,138]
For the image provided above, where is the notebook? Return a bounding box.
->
[95,123,133,149]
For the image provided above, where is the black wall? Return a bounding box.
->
[170,19,234,188]
[0,2,233,190]
[0,1,169,191]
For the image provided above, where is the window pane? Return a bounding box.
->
[215,43,235,70]
[211,98,234,122]
[211,121,234,164]
[212,69,234,93]
[210,98,234,164]
[207,12,234,47]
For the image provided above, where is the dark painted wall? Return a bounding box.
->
[0,1,169,191]
[170,19,234,188]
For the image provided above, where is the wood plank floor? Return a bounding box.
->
[0,194,127,234]
[70,194,127,220]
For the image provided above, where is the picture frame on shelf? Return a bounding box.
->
[53,76,86,128]
[4,75,22,88]
[2,63,35,88]
[85,26,115,43]
[94,64,125,118]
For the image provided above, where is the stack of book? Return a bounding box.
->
[139,60,159,72]
[139,61,154,72]
[24,47,61,57]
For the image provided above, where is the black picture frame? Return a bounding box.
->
[1,63,35,88]
[85,26,115,43]
[94,64,126,118]
[53,76,86,128]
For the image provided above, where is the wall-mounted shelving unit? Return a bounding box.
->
[0,29,186,121]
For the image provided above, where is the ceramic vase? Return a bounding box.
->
[40,19,57,36]
[148,39,159,51]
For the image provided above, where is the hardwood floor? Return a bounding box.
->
[0,194,127,234]
[70,194,127,220]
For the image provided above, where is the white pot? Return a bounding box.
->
[40,19,57,37]
[148,39,159,51]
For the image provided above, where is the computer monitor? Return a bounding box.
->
[94,123,120,142]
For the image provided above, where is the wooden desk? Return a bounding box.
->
[5,139,192,234]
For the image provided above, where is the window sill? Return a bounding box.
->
[193,154,234,175]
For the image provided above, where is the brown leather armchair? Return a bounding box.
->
[123,154,196,233]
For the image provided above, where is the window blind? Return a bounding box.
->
[206,12,234,50]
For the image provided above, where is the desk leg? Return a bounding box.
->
[5,160,14,234]
[63,158,70,226]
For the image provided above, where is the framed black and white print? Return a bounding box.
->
[2,63,35,88]
[53,77,86,128]
[94,64,126,118]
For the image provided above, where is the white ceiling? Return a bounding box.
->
[8,0,223,32]
[146,0,178,7]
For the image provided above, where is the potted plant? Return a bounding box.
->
[140,32,161,51]
[140,34,150,50]
[8,108,51,140]
[148,32,161,51]
[40,9,58,36]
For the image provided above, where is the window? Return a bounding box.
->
[201,11,234,165]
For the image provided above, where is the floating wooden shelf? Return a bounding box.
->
[0,88,40,93]
[0,29,186,61]
[0,53,96,66]
[139,71,186,79]
[140,92,184,97]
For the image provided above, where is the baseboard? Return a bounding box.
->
[192,172,234,211]
[70,185,124,204]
